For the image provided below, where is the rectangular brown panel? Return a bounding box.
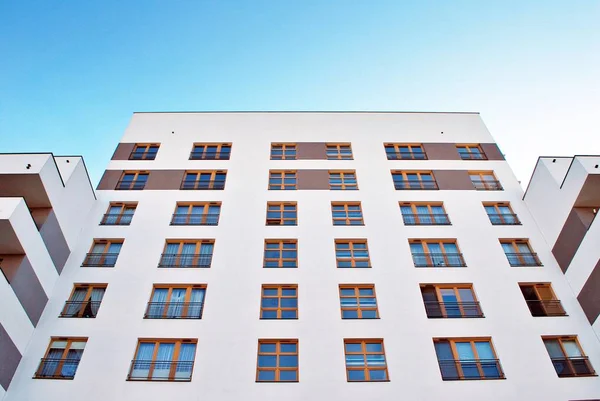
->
[422,143,461,160]
[6,256,48,326]
[578,259,600,325]
[297,170,330,190]
[480,143,505,160]
[297,143,327,160]
[145,170,186,190]
[433,170,475,190]
[552,208,589,273]
[0,322,21,390]
[39,210,70,274]
[111,143,136,160]
[575,174,600,207]
[96,170,122,190]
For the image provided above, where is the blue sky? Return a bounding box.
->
[1,1,598,185]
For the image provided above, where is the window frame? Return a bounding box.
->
[189,143,231,160]
[542,336,595,377]
[329,170,358,190]
[519,282,566,316]
[145,284,207,319]
[343,339,389,382]
[116,171,149,190]
[269,170,297,190]
[270,143,297,160]
[500,239,542,266]
[339,284,379,319]
[129,144,159,160]
[60,284,107,318]
[391,170,438,190]
[469,171,502,190]
[420,284,482,318]
[256,339,299,382]
[326,143,353,160]
[260,284,298,319]
[266,202,298,226]
[335,239,371,268]
[263,239,298,268]
[399,202,449,225]
[34,337,88,379]
[409,239,465,267]
[171,202,221,225]
[483,202,520,225]
[128,338,197,381]
[331,202,364,226]
[100,202,137,225]
[456,144,486,160]
[159,239,215,268]
[385,143,427,160]
[82,239,123,267]
[181,170,226,190]
[433,337,504,380]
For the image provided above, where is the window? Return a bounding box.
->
[266,202,297,225]
[392,171,438,190]
[128,339,197,381]
[171,202,221,225]
[100,202,136,225]
[457,145,486,160]
[60,284,106,318]
[385,143,426,160]
[500,239,542,266]
[256,340,299,382]
[116,171,148,190]
[130,144,159,160]
[329,170,358,190]
[519,283,566,316]
[82,239,123,267]
[434,338,504,380]
[420,284,483,318]
[331,202,364,225]
[264,240,298,268]
[270,144,296,160]
[400,202,450,225]
[145,285,206,319]
[159,240,214,268]
[335,240,371,268]
[469,171,502,190]
[339,285,379,319]
[35,338,87,379]
[189,143,231,160]
[483,202,520,225]
[543,336,595,377]
[269,170,297,190]
[344,339,388,381]
[181,171,226,190]
[410,240,465,267]
[327,143,353,160]
[260,285,298,319]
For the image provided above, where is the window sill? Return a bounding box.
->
[33,376,75,380]
[256,380,299,383]
[347,380,391,383]
[126,378,192,382]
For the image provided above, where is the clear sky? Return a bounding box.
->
[0,1,598,186]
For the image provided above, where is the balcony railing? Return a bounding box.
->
[180,180,225,190]
[128,360,194,381]
[387,152,427,160]
[424,301,483,318]
[402,213,450,225]
[170,213,220,226]
[504,252,543,267]
[487,213,520,225]
[35,358,81,379]
[82,253,119,267]
[158,254,213,268]
[144,302,204,319]
[459,153,487,160]
[394,181,439,190]
[100,213,133,225]
[412,253,466,267]
[115,180,147,190]
[471,179,503,190]
[59,301,102,318]
[551,357,596,377]
[189,152,230,160]
[438,359,504,380]
[525,300,567,317]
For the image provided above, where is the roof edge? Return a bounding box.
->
[132,110,481,115]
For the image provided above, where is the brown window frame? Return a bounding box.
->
[145,284,207,319]
[326,143,353,160]
[189,143,231,160]
[385,143,427,160]
[129,143,159,160]
[339,285,379,319]
[128,338,197,381]
[270,143,297,160]
[171,202,221,225]
[60,284,107,318]
[519,283,566,316]
[399,202,450,225]
[391,170,438,190]
[420,284,482,318]
[159,240,214,268]
[263,239,298,268]
[100,202,137,225]
[500,239,542,266]
[542,336,596,377]
[433,337,504,380]
[34,337,88,379]
[260,285,298,319]
[335,239,371,268]
[266,202,298,226]
[331,202,364,225]
[268,170,297,190]
[344,339,389,382]
[469,171,502,190]
[329,170,358,190]
[483,202,520,225]
[456,144,487,160]
[256,339,299,382]
[116,171,149,190]
[82,239,123,267]
[181,170,226,190]
[409,239,465,267]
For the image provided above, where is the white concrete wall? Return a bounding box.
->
[5,113,600,401]
[566,213,600,294]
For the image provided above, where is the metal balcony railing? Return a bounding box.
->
[412,253,466,267]
[180,180,225,190]
[438,359,504,380]
[189,152,230,160]
[59,301,102,318]
[100,213,133,225]
[128,360,195,381]
[387,152,427,160]
[129,153,157,160]
[424,301,483,318]
[471,179,503,190]
[551,357,596,377]
[158,254,213,268]
[525,300,567,317]
[35,358,81,379]
[459,153,487,160]
[144,302,204,319]
[487,213,520,225]
[504,252,543,267]
[402,213,451,225]
[115,180,147,190]
[170,213,220,226]
[82,253,119,267]
[394,181,439,190]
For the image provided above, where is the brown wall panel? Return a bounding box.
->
[0,322,21,390]
[39,210,70,274]
[111,143,136,160]
[480,143,505,160]
[96,170,122,190]
[423,143,461,160]
[433,170,475,190]
[7,256,48,326]
[578,259,600,325]
[297,170,330,190]
[552,208,589,273]
[145,170,186,190]
[297,143,327,160]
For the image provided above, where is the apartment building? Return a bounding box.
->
[524,155,600,339]
[2,112,600,401]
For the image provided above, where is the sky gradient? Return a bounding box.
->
[1,1,598,185]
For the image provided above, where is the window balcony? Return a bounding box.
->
[81,253,119,267]
[180,180,225,190]
[59,301,102,318]
[471,180,503,191]
[158,254,212,268]
[387,152,427,160]
[100,213,133,225]
[189,151,230,160]
[551,357,596,377]
[459,153,487,160]
[424,301,483,318]
[115,180,146,190]
[170,213,220,226]
[144,302,204,319]
[505,252,543,267]
[394,181,438,190]
[487,213,520,225]
[525,300,567,317]
[402,213,450,225]
[128,360,194,381]
[438,359,504,380]
[412,253,466,267]
[34,359,81,379]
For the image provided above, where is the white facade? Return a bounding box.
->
[3,113,600,401]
